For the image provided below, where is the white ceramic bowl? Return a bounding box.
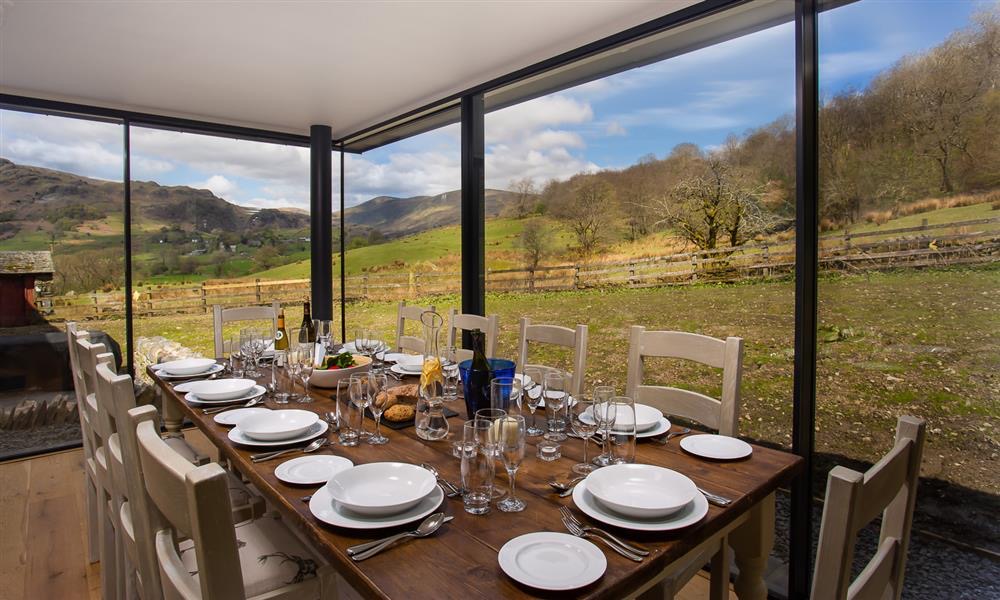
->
[326,462,437,516]
[308,355,371,389]
[185,378,257,401]
[394,354,423,368]
[585,464,697,519]
[238,409,319,441]
[596,403,663,433]
[158,358,217,376]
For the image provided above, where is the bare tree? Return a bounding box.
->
[519,218,552,271]
[551,178,614,255]
[509,177,538,218]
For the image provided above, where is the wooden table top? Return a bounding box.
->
[152,367,802,600]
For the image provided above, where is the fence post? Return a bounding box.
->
[844,229,851,252]
[529,269,535,292]
[255,279,262,303]
[573,265,581,289]
[690,254,698,282]
[414,272,421,296]
[628,262,637,287]
[200,282,208,313]
[92,293,99,317]
[363,275,369,299]
[921,218,928,231]
[762,244,771,278]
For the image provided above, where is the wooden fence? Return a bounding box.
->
[39,216,1000,322]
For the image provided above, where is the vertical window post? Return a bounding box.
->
[460,94,486,349]
[123,119,134,376]
[310,125,333,321]
[339,147,347,342]
[792,0,819,597]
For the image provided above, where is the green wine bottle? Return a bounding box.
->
[468,329,492,413]
[274,310,289,351]
[300,300,316,343]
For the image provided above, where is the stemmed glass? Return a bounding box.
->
[496,414,526,513]
[522,367,544,436]
[240,328,264,377]
[349,374,371,438]
[366,372,389,445]
[475,408,507,498]
[293,343,314,403]
[542,371,569,442]
[570,393,599,475]
[592,385,616,466]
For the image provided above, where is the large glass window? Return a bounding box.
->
[0,109,124,458]
[128,128,310,371]
[341,126,460,345]
[818,2,999,596]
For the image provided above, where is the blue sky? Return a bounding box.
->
[1,0,991,210]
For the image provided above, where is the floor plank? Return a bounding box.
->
[0,458,30,600]
[24,493,90,600]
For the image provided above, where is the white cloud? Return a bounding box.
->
[193,174,238,200]
[605,121,627,136]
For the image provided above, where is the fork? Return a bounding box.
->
[650,427,692,445]
[559,506,649,556]
[697,487,733,507]
[561,516,643,562]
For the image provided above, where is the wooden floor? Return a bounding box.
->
[0,430,732,600]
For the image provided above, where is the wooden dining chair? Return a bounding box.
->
[66,323,100,564]
[212,300,281,359]
[811,416,926,600]
[133,406,338,600]
[396,301,434,354]
[517,317,588,396]
[625,326,744,437]
[447,308,499,363]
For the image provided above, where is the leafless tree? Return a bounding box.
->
[509,177,538,218]
[551,178,614,255]
[519,218,552,271]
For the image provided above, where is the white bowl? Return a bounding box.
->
[185,378,257,401]
[394,354,423,367]
[158,358,217,376]
[238,409,319,441]
[308,355,371,389]
[585,464,697,519]
[326,462,437,517]
[595,403,663,432]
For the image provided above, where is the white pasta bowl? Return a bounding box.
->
[158,358,217,376]
[326,462,437,516]
[585,464,697,519]
[595,403,663,432]
[308,355,371,389]
[238,409,319,441]
[186,378,257,401]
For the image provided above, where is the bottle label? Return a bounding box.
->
[275,331,285,341]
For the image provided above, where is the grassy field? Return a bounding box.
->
[88,263,999,494]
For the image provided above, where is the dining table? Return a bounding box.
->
[152,362,803,600]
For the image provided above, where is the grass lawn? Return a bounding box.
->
[80,263,998,495]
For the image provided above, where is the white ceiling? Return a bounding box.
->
[0,1,696,139]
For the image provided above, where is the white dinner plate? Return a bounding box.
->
[153,363,224,380]
[184,385,266,406]
[240,409,319,441]
[155,357,217,376]
[680,434,753,460]
[228,420,328,447]
[532,392,576,409]
[636,418,672,439]
[396,363,423,374]
[498,532,606,591]
[213,407,271,426]
[514,372,534,388]
[390,364,418,377]
[309,484,444,529]
[377,352,409,363]
[276,455,353,486]
[572,479,708,532]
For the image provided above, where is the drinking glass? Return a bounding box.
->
[490,376,523,416]
[475,407,507,498]
[461,419,494,515]
[609,395,637,464]
[349,374,371,438]
[592,384,617,466]
[271,350,289,403]
[294,344,314,403]
[285,348,301,400]
[225,336,243,377]
[442,363,459,402]
[240,328,263,377]
[366,372,389,445]
[543,371,569,442]
[522,367,544,437]
[570,393,599,474]
[312,319,334,350]
[337,379,359,447]
[496,415,526,513]
[354,329,370,358]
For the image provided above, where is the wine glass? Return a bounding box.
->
[542,371,569,442]
[366,372,389,445]
[349,374,371,438]
[240,328,262,377]
[496,414,526,513]
[294,343,314,403]
[592,384,616,466]
[522,367,544,436]
[570,393,599,474]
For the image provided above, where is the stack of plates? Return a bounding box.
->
[391,354,424,376]
[153,358,224,380]
[309,462,443,529]
[228,409,328,447]
[581,403,671,438]
[572,464,708,531]
[181,378,265,406]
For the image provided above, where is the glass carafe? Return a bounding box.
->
[415,310,449,441]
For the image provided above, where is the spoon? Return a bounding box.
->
[324,411,341,433]
[250,438,328,463]
[202,395,265,415]
[652,427,692,445]
[420,463,462,496]
[349,513,448,561]
[549,475,587,496]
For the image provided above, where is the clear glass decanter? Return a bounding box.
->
[415,310,449,441]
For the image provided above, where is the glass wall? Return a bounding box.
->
[817,2,999,596]
[341,126,460,346]
[0,109,125,458]
[129,127,311,372]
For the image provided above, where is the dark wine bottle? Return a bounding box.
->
[300,300,316,343]
[466,329,493,415]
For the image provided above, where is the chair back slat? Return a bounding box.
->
[517,318,588,396]
[448,309,499,363]
[135,420,197,538]
[397,301,434,354]
[812,416,925,600]
[626,326,743,436]
[212,300,280,358]
[67,325,96,460]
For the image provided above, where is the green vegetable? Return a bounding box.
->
[322,352,356,370]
